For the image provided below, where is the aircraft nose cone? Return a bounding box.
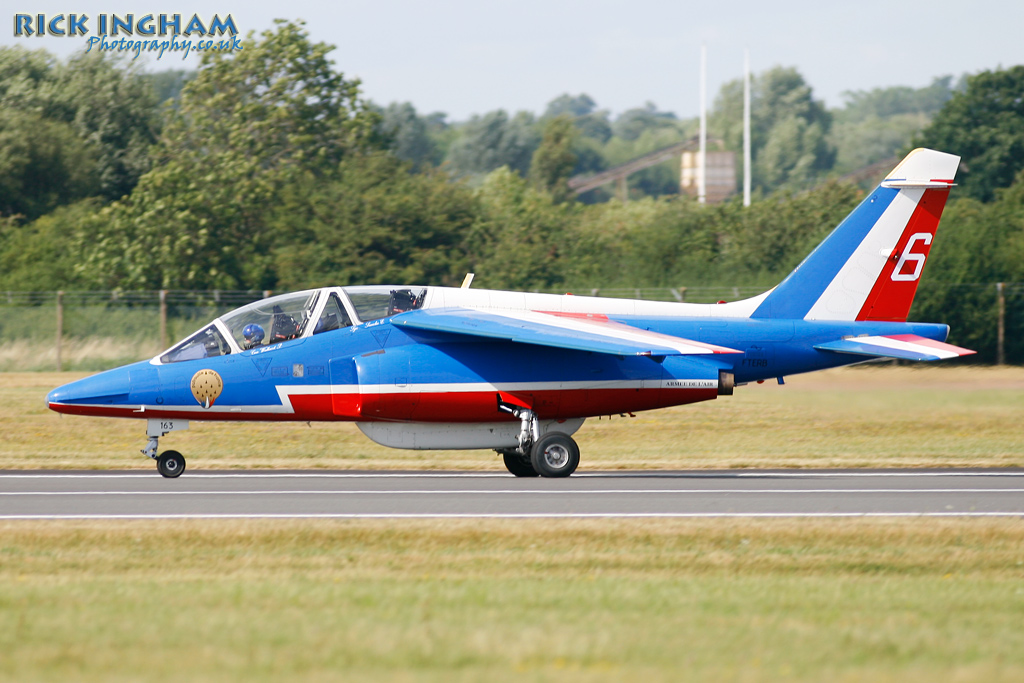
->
[46,386,66,407]
[47,366,134,413]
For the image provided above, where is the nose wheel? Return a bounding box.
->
[156,450,186,478]
[142,419,190,478]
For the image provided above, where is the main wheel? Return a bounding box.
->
[530,433,580,478]
[501,450,539,477]
[156,450,186,478]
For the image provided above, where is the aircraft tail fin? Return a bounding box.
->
[750,148,960,322]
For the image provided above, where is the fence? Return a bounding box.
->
[0,290,271,372]
[1,284,1020,371]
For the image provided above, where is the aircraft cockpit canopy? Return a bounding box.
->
[343,286,427,321]
[220,290,321,350]
[157,286,429,364]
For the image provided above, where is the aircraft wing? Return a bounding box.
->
[814,334,975,362]
[391,308,740,357]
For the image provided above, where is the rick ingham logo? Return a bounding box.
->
[12,12,243,60]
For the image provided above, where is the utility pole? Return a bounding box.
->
[997,282,1006,365]
[159,289,168,350]
[55,290,64,372]
[698,45,707,205]
[743,48,751,207]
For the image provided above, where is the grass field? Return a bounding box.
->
[3,367,1023,681]
[3,366,1023,471]
[1,518,1023,682]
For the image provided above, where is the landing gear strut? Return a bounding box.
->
[496,403,580,478]
[142,419,190,478]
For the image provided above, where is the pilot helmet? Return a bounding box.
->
[243,323,265,345]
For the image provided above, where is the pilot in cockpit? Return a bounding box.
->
[243,323,265,350]
[270,304,302,342]
[388,289,420,315]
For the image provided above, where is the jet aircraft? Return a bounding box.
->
[48,148,974,478]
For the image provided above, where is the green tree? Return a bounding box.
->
[829,113,930,176]
[712,66,834,192]
[0,199,98,290]
[840,76,956,122]
[0,46,55,111]
[0,47,158,214]
[529,115,577,203]
[446,110,540,178]
[143,69,194,106]
[564,197,717,288]
[76,20,382,290]
[52,52,159,201]
[612,102,678,142]
[544,93,612,142]
[377,101,443,170]
[915,66,1024,202]
[269,153,476,290]
[829,77,958,176]
[466,167,574,290]
[909,169,1024,360]
[564,179,860,290]
[0,110,98,219]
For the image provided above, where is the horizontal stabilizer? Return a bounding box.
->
[392,308,740,357]
[814,334,975,362]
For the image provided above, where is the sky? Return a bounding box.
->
[5,1,1023,121]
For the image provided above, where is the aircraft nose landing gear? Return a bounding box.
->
[143,419,190,478]
[156,451,186,478]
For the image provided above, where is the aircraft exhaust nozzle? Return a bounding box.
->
[718,371,734,396]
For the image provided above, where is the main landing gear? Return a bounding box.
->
[496,406,580,478]
[142,418,190,478]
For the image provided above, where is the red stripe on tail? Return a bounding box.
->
[856,189,950,322]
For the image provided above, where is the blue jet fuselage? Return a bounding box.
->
[47,296,950,424]
[44,148,974,476]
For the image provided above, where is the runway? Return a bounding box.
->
[1,469,1022,518]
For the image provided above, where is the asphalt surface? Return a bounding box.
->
[0,469,1022,518]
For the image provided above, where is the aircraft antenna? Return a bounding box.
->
[743,48,751,207]
[461,273,475,289]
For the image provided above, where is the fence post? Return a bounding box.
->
[55,290,64,372]
[997,282,1006,366]
[159,289,168,350]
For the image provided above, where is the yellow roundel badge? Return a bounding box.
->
[190,369,223,409]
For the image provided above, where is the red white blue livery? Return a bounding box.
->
[48,149,974,478]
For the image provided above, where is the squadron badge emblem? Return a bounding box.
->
[190,369,223,409]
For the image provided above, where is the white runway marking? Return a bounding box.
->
[2,471,1023,479]
[1,512,1021,520]
[3,472,1019,519]
[734,472,1024,478]
[2,488,1022,496]
[0,473,513,479]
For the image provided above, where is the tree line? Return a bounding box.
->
[1,21,1023,361]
